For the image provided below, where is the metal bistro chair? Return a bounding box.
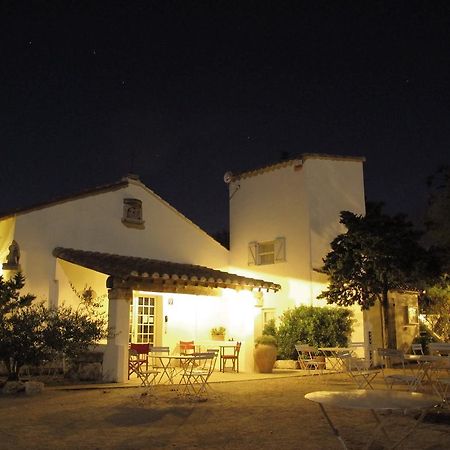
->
[221,342,241,373]
[148,346,170,368]
[377,348,420,391]
[428,343,450,401]
[411,343,424,355]
[180,352,217,399]
[295,344,325,372]
[148,346,174,383]
[339,352,379,389]
[128,343,150,380]
[134,358,160,392]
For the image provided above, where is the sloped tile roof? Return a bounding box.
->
[53,247,281,292]
[230,153,365,181]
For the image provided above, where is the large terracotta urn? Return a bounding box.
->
[254,337,278,373]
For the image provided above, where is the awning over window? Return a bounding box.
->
[53,247,281,293]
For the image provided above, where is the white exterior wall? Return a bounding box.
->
[229,163,311,314]
[0,177,261,376]
[229,156,366,342]
[304,157,366,270]
[2,178,228,304]
[157,288,257,372]
[0,217,15,270]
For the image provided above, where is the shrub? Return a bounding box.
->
[255,334,277,347]
[262,318,277,338]
[276,305,354,360]
[0,273,110,380]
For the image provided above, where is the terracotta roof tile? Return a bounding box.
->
[53,247,281,292]
[230,153,365,181]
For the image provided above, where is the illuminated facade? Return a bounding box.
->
[0,154,368,381]
[228,154,366,341]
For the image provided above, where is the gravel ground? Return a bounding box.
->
[0,372,449,450]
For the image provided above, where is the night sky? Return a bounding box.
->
[1,1,449,236]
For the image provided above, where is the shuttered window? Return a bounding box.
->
[248,237,286,266]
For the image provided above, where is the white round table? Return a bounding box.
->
[305,390,440,449]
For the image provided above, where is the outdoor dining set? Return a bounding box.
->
[127,340,241,400]
[298,342,450,449]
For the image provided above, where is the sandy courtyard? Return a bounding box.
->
[1,373,449,450]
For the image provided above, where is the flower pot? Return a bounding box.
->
[211,334,225,341]
[254,344,277,373]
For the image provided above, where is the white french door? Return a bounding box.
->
[129,294,162,344]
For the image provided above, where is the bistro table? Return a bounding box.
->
[403,354,449,393]
[305,389,440,449]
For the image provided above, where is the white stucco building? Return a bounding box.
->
[1,154,370,381]
[228,154,366,342]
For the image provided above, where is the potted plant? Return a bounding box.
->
[211,326,226,341]
[254,335,278,373]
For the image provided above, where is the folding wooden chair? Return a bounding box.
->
[179,340,196,355]
[128,343,150,380]
[221,342,241,373]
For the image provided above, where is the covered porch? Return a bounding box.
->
[53,247,281,382]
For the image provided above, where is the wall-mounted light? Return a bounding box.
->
[254,291,264,308]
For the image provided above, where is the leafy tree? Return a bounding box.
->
[419,276,450,341]
[0,272,35,315]
[318,203,437,349]
[0,273,109,381]
[420,166,450,340]
[425,165,450,270]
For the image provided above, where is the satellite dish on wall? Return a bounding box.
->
[223,171,234,184]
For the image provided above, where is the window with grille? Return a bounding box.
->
[248,237,286,266]
[262,308,276,328]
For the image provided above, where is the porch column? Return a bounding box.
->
[102,286,132,382]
